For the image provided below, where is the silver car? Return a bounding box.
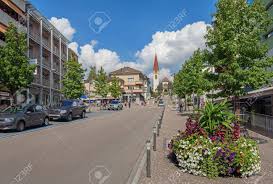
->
[0,104,49,132]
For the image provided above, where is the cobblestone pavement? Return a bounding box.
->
[139,98,273,184]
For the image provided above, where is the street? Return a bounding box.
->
[0,105,161,184]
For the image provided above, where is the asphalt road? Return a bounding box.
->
[0,105,161,184]
[0,110,112,140]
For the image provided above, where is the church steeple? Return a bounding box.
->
[153,53,159,92]
[153,53,159,74]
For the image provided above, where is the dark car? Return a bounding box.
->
[108,100,123,110]
[158,99,165,107]
[0,104,49,132]
[48,100,86,121]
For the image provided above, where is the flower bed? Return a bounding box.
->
[169,102,261,178]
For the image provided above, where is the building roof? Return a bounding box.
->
[153,54,159,73]
[110,67,143,75]
[162,77,170,83]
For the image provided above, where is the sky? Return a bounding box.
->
[30,0,217,80]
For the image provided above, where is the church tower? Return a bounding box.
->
[153,53,159,92]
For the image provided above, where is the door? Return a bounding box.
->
[24,105,39,127]
[34,105,45,125]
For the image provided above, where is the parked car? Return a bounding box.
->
[158,99,165,107]
[48,100,86,121]
[108,100,123,110]
[0,104,49,132]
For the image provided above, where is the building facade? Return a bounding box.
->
[0,0,27,107]
[0,0,73,108]
[110,67,149,103]
[153,54,159,92]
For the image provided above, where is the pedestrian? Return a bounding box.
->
[129,100,131,108]
[179,102,183,113]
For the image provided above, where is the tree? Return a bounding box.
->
[109,77,121,98]
[87,66,97,82]
[0,23,35,104]
[95,67,109,98]
[205,0,273,112]
[173,49,211,109]
[62,59,85,99]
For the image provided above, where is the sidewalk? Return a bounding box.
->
[138,106,273,184]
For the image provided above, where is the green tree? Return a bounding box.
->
[173,49,211,109]
[0,23,35,104]
[87,66,97,82]
[205,0,273,112]
[95,67,109,98]
[62,59,85,99]
[109,77,121,98]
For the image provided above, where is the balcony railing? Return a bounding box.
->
[53,46,59,56]
[42,59,51,69]
[42,38,50,50]
[42,79,50,87]
[62,53,67,61]
[53,63,60,73]
[29,31,40,43]
[125,81,144,86]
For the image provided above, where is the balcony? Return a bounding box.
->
[62,53,67,61]
[125,81,144,86]
[53,46,59,57]
[42,79,50,87]
[42,58,51,70]
[42,38,50,51]
[124,89,144,94]
[0,9,27,33]
[52,63,60,73]
[29,31,40,43]
[54,82,60,90]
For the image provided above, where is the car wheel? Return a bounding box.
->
[81,111,85,119]
[67,113,72,122]
[43,117,49,126]
[16,121,25,132]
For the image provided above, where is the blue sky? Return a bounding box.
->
[30,0,217,77]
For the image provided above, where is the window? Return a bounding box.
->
[128,86,134,90]
[0,1,26,26]
[35,105,43,112]
[26,105,35,113]
[128,77,134,82]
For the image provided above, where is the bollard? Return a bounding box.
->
[146,140,151,178]
[157,121,160,136]
[153,127,157,151]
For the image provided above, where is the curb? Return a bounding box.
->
[125,138,149,184]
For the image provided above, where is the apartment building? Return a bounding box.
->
[109,67,150,103]
[0,0,75,107]
[0,0,27,107]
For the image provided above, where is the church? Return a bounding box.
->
[152,54,172,94]
[153,54,159,92]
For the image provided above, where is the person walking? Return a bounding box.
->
[128,100,131,109]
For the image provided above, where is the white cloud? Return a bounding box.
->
[49,17,76,41]
[68,42,79,55]
[51,17,209,82]
[135,21,209,73]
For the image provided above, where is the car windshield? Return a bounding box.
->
[62,101,73,107]
[1,106,25,113]
[159,100,164,104]
[111,101,119,104]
